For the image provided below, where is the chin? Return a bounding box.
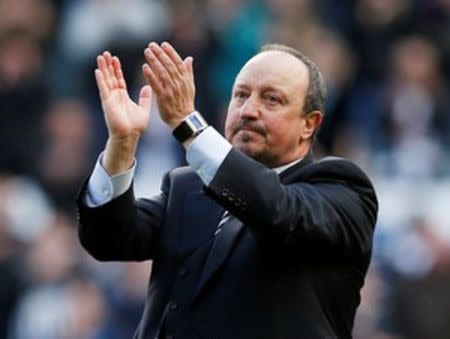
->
[232,136,258,152]
[231,141,253,155]
[233,141,281,168]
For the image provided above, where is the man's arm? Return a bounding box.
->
[207,149,378,259]
[142,42,378,260]
[94,51,152,175]
[185,125,377,259]
[79,44,200,261]
[77,51,161,261]
[77,175,167,262]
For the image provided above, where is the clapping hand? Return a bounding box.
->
[94,51,153,174]
[93,43,195,174]
[142,42,196,129]
[95,51,153,140]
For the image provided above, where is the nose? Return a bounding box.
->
[239,94,260,119]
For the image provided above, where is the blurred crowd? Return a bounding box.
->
[1,0,450,338]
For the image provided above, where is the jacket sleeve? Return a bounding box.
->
[76,171,170,262]
[205,149,378,259]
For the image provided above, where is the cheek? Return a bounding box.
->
[224,112,236,140]
[268,118,301,145]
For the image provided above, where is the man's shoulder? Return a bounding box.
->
[312,156,368,175]
[289,156,375,189]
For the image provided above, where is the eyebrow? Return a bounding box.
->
[233,83,288,96]
[233,84,249,91]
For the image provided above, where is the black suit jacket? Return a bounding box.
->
[77,149,378,339]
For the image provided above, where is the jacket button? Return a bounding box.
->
[221,188,229,197]
[178,268,188,278]
[169,301,177,310]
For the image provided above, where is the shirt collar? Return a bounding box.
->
[273,157,304,174]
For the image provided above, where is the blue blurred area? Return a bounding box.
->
[0,0,450,338]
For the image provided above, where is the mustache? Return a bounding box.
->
[234,120,266,135]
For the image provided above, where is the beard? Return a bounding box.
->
[231,131,279,168]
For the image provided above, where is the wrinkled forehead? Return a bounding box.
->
[234,51,310,91]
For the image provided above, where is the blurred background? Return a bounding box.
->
[0,0,450,338]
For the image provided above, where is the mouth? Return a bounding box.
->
[234,129,264,144]
[239,127,260,133]
[234,121,266,136]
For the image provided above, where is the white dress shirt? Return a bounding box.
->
[85,126,302,207]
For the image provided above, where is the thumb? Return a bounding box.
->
[138,85,152,112]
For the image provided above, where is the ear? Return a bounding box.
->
[300,111,323,142]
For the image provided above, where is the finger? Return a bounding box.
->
[109,58,119,89]
[101,51,113,80]
[161,41,186,75]
[103,51,118,89]
[97,55,109,81]
[144,45,175,87]
[100,51,115,90]
[142,63,163,94]
[184,56,194,82]
[149,42,179,76]
[112,56,127,90]
[94,68,109,100]
[138,85,152,112]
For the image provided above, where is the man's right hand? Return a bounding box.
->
[95,51,152,175]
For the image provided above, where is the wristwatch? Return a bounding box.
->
[172,111,209,143]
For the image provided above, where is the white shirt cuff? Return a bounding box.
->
[186,126,232,185]
[85,153,136,207]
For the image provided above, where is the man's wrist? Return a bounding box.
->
[185,126,232,185]
[103,136,139,176]
[172,111,209,144]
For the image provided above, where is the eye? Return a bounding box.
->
[264,94,280,105]
[234,90,248,99]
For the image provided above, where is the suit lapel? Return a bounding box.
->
[192,215,244,303]
[179,191,224,257]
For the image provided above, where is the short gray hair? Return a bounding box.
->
[260,43,327,115]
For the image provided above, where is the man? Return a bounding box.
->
[77,42,378,339]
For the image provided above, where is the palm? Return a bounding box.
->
[95,52,152,139]
[102,88,149,137]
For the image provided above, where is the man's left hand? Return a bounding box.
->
[143,42,196,129]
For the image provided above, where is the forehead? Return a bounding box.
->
[234,51,310,92]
